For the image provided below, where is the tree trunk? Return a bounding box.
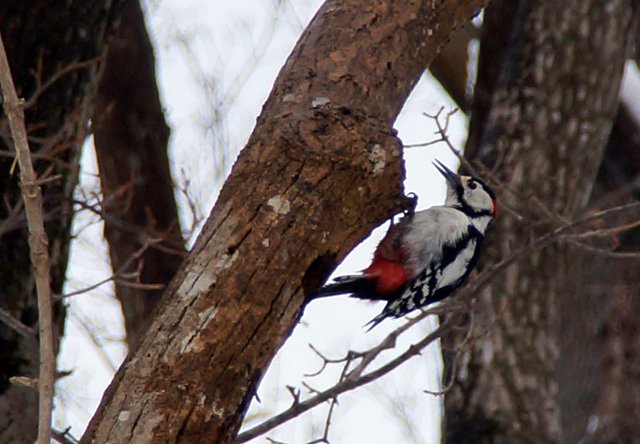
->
[429,24,477,112]
[0,2,124,442]
[93,0,186,350]
[443,1,635,443]
[80,1,488,442]
[584,104,640,442]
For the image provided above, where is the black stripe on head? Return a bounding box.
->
[455,200,494,218]
[455,178,496,218]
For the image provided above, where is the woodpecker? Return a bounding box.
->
[315,161,497,329]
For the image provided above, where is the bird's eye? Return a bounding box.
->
[468,181,477,190]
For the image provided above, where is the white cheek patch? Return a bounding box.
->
[464,187,493,214]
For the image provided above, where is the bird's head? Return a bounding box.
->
[433,160,497,219]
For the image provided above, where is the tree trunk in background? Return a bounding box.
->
[462,0,517,157]
[586,104,640,442]
[443,1,636,443]
[428,24,477,112]
[93,0,186,350]
[80,1,489,442]
[0,2,124,442]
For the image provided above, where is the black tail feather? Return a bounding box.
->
[311,275,393,302]
[364,311,389,331]
[312,275,396,330]
[311,275,371,300]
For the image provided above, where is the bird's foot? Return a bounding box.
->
[402,192,418,216]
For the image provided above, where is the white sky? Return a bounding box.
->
[54,1,470,442]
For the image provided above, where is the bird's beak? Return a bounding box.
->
[433,160,461,188]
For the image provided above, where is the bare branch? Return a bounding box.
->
[24,56,102,109]
[9,375,38,390]
[70,312,118,373]
[52,427,79,444]
[0,306,35,338]
[422,108,534,224]
[56,237,163,300]
[235,322,450,443]
[0,32,55,444]
[564,240,640,259]
[560,218,640,240]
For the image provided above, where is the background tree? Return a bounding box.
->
[0,0,182,441]
[442,1,639,443]
[92,0,186,350]
[0,2,125,442]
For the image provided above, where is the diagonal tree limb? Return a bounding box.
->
[80,1,490,442]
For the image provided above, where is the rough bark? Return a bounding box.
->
[0,2,124,442]
[586,104,640,442]
[435,11,640,440]
[80,1,489,443]
[592,14,640,440]
[443,1,634,443]
[93,0,186,350]
[434,10,640,439]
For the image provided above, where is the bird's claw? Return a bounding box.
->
[402,193,418,216]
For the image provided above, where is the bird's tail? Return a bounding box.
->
[311,275,374,300]
[312,275,392,330]
[364,311,388,331]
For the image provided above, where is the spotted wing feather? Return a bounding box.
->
[366,227,481,329]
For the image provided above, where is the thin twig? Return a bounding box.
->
[285,385,301,407]
[52,427,79,444]
[0,33,55,444]
[56,237,162,300]
[70,312,118,372]
[565,240,640,259]
[0,193,25,239]
[10,375,38,389]
[560,217,640,240]
[234,321,450,444]
[0,306,35,338]
[24,56,102,109]
[424,356,457,396]
[313,350,357,443]
[422,108,529,221]
[403,138,445,148]
[465,201,640,296]
[72,196,187,257]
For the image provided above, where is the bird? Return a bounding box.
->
[314,160,497,329]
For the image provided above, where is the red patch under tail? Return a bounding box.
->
[364,258,408,294]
